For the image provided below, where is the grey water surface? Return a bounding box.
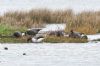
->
[0,43,100,66]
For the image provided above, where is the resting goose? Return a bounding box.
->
[13,31,22,38]
[25,28,42,36]
[27,34,44,43]
[69,30,88,39]
[13,31,26,38]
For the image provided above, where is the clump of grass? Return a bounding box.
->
[43,36,88,43]
[0,24,15,35]
[0,24,27,35]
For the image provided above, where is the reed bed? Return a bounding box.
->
[0,9,100,35]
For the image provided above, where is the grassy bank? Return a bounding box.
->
[0,9,100,43]
[43,36,88,43]
[0,36,28,43]
[0,36,88,43]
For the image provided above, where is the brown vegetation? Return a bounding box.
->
[65,11,100,34]
[0,9,100,34]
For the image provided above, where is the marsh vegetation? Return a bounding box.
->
[0,9,100,43]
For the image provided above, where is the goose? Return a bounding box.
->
[27,34,44,43]
[13,31,22,38]
[25,28,42,36]
[12,31,26,38]
[69,30,87,39]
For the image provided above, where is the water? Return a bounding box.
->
[0,43,100,66]
[0,0,100,15]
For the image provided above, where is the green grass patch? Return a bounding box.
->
[0,37,27,43]
[43,36,88,43]
[0,24,27,35]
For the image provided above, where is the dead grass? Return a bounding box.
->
[0,9,100,35]
[65,11,100,34]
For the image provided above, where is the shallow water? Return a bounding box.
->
[0,43,100,66]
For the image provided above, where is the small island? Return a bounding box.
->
[0,9,100,43]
